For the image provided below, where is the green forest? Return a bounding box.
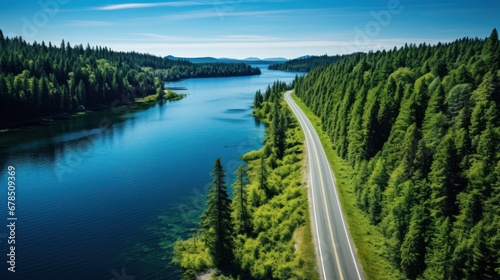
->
[0,29,260,124]
[294,29,500,279]
[268,54,345,72]
[173,81,319,280]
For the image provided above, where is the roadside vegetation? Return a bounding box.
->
[172,81,319,280]
[291,94,405,279]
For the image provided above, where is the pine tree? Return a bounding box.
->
[259,155,268,197]
[482,28,499,71]
[231,165,250,234]
[201,158,233,270]
[424,217,454,280]
[428,135,463,219]
[272,103,286,160]
[253,90,263,110]
[367,158,388,224]
[400,205,427,279]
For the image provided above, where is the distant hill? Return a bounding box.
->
[165,55,288,64]
[243,57,260,61]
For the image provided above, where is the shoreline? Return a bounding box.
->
[0,111,95,132]
[0,93,186,132]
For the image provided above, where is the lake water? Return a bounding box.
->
[0,66,304,279]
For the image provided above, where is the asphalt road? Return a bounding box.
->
[285,91,363,280]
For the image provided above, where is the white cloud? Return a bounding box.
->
[130,33,182,40]
[94,1,207,11]
[93,0,292,11]
[66,20,115,27]
[163,9,291,20]
[131,33,282,42]
[216,35,282,41]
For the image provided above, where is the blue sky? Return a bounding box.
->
[1,0,499,59]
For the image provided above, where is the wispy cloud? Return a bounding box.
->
[92,0,292,11]
[93,1,207,11]
[131,33,182,40]
[422,8,498,16]
[131,33,282,42]
[162,8,324,20]
[216,35,282,41]
[168,10,282,20]
[66,20,115,27]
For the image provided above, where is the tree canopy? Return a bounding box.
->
[295,29,500,279]
[268,54,347,72]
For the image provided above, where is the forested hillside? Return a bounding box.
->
[0,30,260,123]
[268,54,344,72]
[295,29,500,279]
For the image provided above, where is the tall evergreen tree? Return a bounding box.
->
[424,217,454,280]
[482,28,500,71]
[201,158,233,270]
[428,135,464,219]
[400,205,427,279]
[366,158,388,224]
[272,102,287,160]
[253,90,263,110]
[231,165,250,234]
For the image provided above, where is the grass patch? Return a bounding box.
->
[290,93,405,280]
[293,217,320,280]
[136,90,187,104]
[138,93,161,103]
[165,89,187,101]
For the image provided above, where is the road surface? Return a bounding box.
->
[285,91,363,280]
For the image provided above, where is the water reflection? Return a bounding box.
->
[0,108,130,172]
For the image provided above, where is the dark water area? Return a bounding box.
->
[0,66,304,279]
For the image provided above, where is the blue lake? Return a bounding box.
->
[0,66,304,279]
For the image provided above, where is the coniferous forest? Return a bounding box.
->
[268,54,344,72]
[295,29,500,279]
[0,29,260,124]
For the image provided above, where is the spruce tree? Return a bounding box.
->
[201,158,233,270]
[482,28,499,71]
[253,90,263,110]
[231,165,250,234]
[428,135,463,219]
[272,102,286,160]
[424,217,454,280]
[400,205,427,279]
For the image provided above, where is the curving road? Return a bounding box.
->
[285,91,363,280]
